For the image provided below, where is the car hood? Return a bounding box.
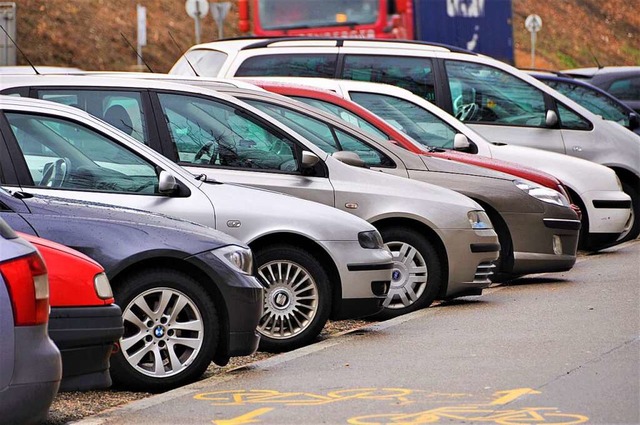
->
[420,155,515,181]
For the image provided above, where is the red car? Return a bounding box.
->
[19,233,123,391]
[252,80,580,219]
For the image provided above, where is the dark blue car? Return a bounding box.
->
[0,187,263,392]
[527,70,640,135]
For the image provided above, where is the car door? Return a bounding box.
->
[0,108,217,227]
[150,90,336,206]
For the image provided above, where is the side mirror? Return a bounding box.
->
[453,133,471,150]
[158,170,178,194]
[545,110,559,127]
[332,151,366,168]
[301,151,320,169]
[628,112,640,130]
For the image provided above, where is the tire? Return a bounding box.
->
[110,269,219,393]
[617,180,640,243]
[372,227,443,320]
[255,244,331,353]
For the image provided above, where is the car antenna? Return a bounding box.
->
[168,31,200,77]
[0,25,40,75]
[588,48,603,69]
[120,32,154,73]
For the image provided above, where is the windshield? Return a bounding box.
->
[258,0,380,30]
[349,92,459,149]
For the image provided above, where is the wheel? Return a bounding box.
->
[255,245,331,353]
[110,269,218,392]
[372,227,443,320]
[617,180,640,242]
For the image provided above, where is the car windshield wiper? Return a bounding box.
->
[194,173,222,184]
[10,190,34,199]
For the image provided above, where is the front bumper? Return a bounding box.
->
[320,240,393,320]
[440,228,500,298]
[501,203,581,276]
[48,304,123,392]
[582,190,632,235]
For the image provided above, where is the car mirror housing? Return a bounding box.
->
[453,133,471,150]
[301,151,320,169]
[158,170,178,194]
[332,151,366,168]
[628,112,639,130]
[545,110,559,127]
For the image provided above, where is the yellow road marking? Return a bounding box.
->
[490,388,542,405]
[212,407,274,425]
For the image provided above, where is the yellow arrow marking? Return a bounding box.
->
[213,407,274,425]
[490,388,542,405]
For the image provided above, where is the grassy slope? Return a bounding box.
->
[11,0,640,73]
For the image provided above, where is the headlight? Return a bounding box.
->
[93,272,113,300]
[514,179,570,207]
[213,245,254,275]
[358,230,385,249]
[468,210,493,229]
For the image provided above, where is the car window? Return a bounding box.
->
[37,90,148,144]
[349,91,457,149]
[235,54,338,77]
[607,76,640,101]
[245,99,394,167]
[5,113,159,193]
[289,95,389,140]
[157,93,299,172]
[556,104,591,131]
[544,80,630,127]
[341,55,436,102]
[445,60,547,127]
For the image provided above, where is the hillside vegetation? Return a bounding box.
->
[10,0,640,73]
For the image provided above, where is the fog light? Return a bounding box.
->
[552,235,562,255]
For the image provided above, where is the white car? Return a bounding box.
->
[169,37,640,243]
[246,77,633,251]
[0,94,394,353]
[0,76,500,322]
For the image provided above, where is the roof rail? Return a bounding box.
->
[237,36,477,55]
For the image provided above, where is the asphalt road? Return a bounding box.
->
[74,240,640,425]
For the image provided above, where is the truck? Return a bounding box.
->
[237,0,514,64]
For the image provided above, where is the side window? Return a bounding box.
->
[290,96,390,140]
[349,92,457,148]
[342,55,436,102]
[556,104,591,131]
[546,80,630,127]
[245,99,394,168]
[158,93,299,172]
[37,90,148,144]
[5,113,158,194]
[235,54,337,77]
[445,60,547,127]
[607,76,640,101]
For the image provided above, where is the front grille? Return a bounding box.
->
[473,261,496,284]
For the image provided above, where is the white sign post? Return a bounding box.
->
[211,2,232,40]
[525,14,542,68]
[185,0,209,44]
[136,4,146,68]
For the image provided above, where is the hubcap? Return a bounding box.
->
[120,287,203,378]
[384,241,428,310]
[257,260,318,340]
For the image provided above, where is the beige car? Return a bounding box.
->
[0,75,500,321]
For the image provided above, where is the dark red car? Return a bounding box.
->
[19,232,123,392]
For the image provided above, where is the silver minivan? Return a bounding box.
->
[170,37,640,242]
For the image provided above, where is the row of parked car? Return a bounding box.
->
[1,37,638,424]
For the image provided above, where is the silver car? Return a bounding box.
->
[0,219,61,424]
[0,76,500,321]
[0,95,393,353]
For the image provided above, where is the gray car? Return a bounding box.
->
[0,218,61,424]
[213,86,581,279]
[0,76,499,321]
[0,94,394,353]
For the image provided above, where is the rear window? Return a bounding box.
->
[172,49,228,77]
[236,54,337,77]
